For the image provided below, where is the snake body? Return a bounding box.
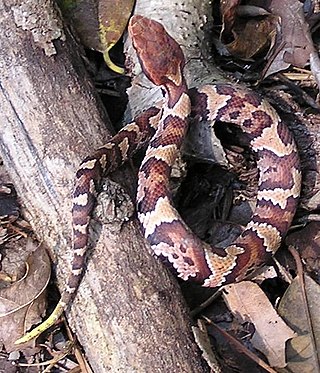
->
[17,15,301,343]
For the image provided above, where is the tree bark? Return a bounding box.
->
[0,0,208,372]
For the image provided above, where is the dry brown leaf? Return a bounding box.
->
[220,3,277,59]
[286,221,320,277]
[278,275,320,372]
[220,0,315,76]
[220,0,241,42]
[285,335,315,373]
[263,0,315,77]
[223,281,296,368]
[0,241,50,351]
[226,15,278,59]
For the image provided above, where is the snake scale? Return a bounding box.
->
[16,15,301,343]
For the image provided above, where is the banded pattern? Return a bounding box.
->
[16,15,301,344]
[68,106,161,296]
[137,82,300,288]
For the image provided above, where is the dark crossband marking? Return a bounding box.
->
[16,16,301,344]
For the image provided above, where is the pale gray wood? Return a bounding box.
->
[125,0,230,166]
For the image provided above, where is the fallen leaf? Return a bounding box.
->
[286,334,315,373]
[220,0,315,77]
[226,15,278,59]
[278,275,320,372]
[220,0,241,43]
[0,241,50,351]
[221,3,277,59]
[223,281,296,368]
[263,0,315,77]
[286,221,320,278]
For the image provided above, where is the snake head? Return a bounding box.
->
[128,15,186,88]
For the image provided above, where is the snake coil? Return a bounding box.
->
[16,15,301,344]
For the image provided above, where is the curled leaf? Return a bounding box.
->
[0,242,51,351]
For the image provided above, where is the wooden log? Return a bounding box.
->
[0,1,208,371]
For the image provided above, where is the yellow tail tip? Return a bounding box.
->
[103,50,124,74]
[15,303,65,345]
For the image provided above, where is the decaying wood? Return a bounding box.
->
[0,0,208,371]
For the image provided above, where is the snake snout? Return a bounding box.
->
[129,15,186,88]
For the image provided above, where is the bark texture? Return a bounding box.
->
[0,0,208,371]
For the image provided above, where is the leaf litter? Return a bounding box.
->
[2,0,320,372]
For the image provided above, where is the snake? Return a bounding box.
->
[16,15,301,344]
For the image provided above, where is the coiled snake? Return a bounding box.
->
[16,15,301,343]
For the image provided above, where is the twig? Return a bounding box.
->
[203,316,278,373]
